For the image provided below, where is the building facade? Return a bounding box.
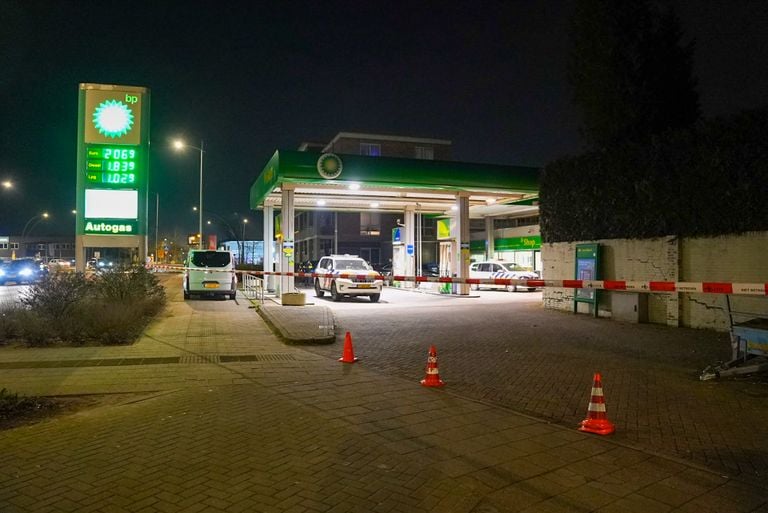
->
[294,132,452,268]
[0,235,76,262]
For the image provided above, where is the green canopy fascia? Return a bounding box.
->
[250,150,540,209]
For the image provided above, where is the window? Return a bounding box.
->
[360,212,381,236]
[10,243,19,249]
[0,243,7,249]
[415,146,434,160]
[360,143,381,157]
[190,250,231,268]
[37,244,45,250]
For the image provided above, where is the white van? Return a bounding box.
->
[183,250,237,300]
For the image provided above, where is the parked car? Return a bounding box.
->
[47,258,72,272]
[86,258,115,272]
[0,258,46,285]
[469,261,539,292]
[314,254,383,302]
[421,262,440,277]
[183,249,237,300]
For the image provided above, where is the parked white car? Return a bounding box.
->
[314,255,383,302]
[469,261,539,292]
[47,258,72,272]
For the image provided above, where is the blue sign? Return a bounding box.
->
[407,244,414,255]
[392,227,402,243]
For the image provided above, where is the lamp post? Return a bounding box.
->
[173,139,204,249]
[241,218,248,265]
[154,193,159,259]
[22,212,49,238]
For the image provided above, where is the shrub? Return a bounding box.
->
[83,302,146,345]
[6,265,167,347]
[0,388,57,423]
[0,305,24,345]
[20,273,92,322]
[95,266,166,304]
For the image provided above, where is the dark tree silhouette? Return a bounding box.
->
[569,0,700,147]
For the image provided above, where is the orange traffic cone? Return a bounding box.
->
[420,345,445,387]
[338,331,358,363]
[578,372,615,435]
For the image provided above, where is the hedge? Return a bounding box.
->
[539,108,768,242]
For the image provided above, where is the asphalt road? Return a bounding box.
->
[0,284,26,308]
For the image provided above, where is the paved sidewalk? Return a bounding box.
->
[1,279,767,512]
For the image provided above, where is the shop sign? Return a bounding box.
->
[495,235,542,251]
[84,220,138,234]
[437,219,452,240]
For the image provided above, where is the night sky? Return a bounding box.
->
[1,0,766,241]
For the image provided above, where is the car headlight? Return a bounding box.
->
[19,268,33,277]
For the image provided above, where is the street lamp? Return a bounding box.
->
[22,212,49,238]
[241,218,248,264]
[173,139,204,249]
[1,180,12,190]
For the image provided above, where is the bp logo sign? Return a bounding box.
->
[316,153,343,179]
[92,99,135,138]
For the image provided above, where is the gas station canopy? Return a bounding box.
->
[249,150,540,217]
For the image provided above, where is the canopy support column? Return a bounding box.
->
[280,186,295,297]
[455,193,470,295]
[485,216,495,260]
[263,205,274,291]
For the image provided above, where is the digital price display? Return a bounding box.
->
[85,145,140,187]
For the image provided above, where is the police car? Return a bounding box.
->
[469,261,539,292]
[313,255,383,302]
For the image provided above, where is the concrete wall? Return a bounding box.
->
[542,232,768,331]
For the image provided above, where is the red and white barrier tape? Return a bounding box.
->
[151,266,768,296]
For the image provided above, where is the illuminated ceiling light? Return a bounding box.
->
[93,100,134,138]
[349,183,360,190]
[317,199,326,206]
[451,205,458,211]
[370,202,380,208]
[486,198,496,205]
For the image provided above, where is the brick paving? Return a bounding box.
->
[295,286,768,486]
[0,277,766,512]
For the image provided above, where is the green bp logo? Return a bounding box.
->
[92,100,134,138]
[317,153,343,179]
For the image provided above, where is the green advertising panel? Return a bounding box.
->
[574,243,600,317]
[76,84,150,237]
